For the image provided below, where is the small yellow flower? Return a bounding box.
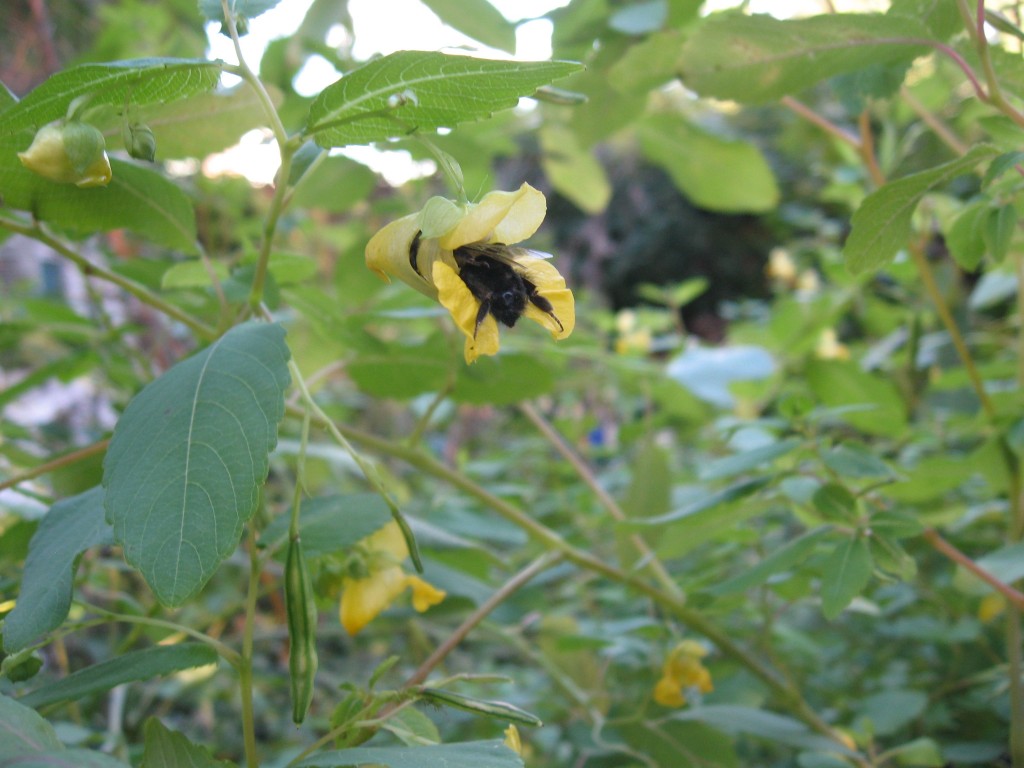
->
[653,641,713,708]
[339,522,445,635]
[978,593,1005,623]
[816,328,850,360]
[766,247,797,285]
[18,120,112,188]
[503,724,522,755]
[365,183,574,363]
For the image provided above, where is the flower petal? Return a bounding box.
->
[432,260,501,363]
[438,183,546,249]
[365,214,441,300]
[366,521,410,560]
[340,566,408,635]
[653,675,686,707]
[406,575,446,612]
[517,256,575,339]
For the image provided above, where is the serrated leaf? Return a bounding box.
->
[20,643,218,708]
[3,487,113,653]
[709,527,833,595]
[0,149,199,253]
[306,51,582,147]
[420,0,517,54]
[103,322,290,606]
[141,718,234,768]
[637,113,778,213]
[677,13,929,104]
[843,145,999,274]
[820,535,872,619]
[0,692,62,758]
[0,59,221,134]
[295,740,523,768]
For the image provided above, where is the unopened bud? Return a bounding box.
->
[18,120,111,188]
[125,122,156,162]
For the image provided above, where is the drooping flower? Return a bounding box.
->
[18,120,112,188]
[339,521,445,635]
[365,183,575,363]
[652,640,713,708]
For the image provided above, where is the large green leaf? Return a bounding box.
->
[306,51,582,147]
[20,643,218,709]
[103,322,290,606]
[844,145,999,274]
[0,151,199,253]
[295,740,522,768]
[708,527,832,596]
[820,535,872,619]
[0,693,62,758]
[3,487,113,653]
[677,13,929,104]
[419,0,517,53]
[0,59,221,134]
[638,114,779,213]
[140,718,234,768]
[805,359,907,437]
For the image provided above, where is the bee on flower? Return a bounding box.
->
[365,183,575,363]
[338,521,445,635]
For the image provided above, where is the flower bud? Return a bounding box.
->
[18,120,112,188]
[125,122,156,162]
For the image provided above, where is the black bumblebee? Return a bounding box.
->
[410,231,564,338]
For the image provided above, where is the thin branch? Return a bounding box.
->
[0,440,108,492]
[922,528,1024,610]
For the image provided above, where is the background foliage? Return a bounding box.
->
[1,0,1023,767]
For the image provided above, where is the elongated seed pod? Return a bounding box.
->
[285,537,318,724]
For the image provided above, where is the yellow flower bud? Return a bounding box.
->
[18,120,112,188]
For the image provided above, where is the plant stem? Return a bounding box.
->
[0,216,214,340]
[518,401,684,602]
[0,440,109,492]
[922,529,1024,609]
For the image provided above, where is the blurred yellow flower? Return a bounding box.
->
[365,183,574,363]
[816,328,850,360]
[653,640,713,708]
[766,247,797,285]
[978,593,1005,623]
[339,522,445,635]
[503,724,522,755]
[18,120,112,188]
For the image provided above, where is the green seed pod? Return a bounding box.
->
[125,122,157,162]
[285,537,318,724]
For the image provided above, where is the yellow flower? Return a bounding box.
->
[503,724,522,755]
[18,120,112,188]
[815,328,850,360]
[653,641,713,708]
[365,183,575,363]
[339,522,445,635]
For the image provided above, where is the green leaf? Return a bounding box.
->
[857,689,928,736]
[700,439,801,481]
[822,443,895,478]
[419,688,542,726]
[0,692,62,758]
[805,359,907,437]
[103,322,290,606]
[843,145,999,274]
[3,487,113,653]
[1,750,131,768]
[820,535,872,619]
[291,155,378,213]
[890,737,943,767]
[983,202,1016,262]
[811,483,857,521]
[609,29,685,93]
[540,124,610,214]
[944,201,988,271]
[637,114,779,213]
[419,0,517,54]
[885,454,972,502]
[295,740,523,768]
[0,59,221,135]
[161,260,230,290]
[709,527,833,595]
[306,51,582,147]
[129,85,274,160]
[674,705,853,753]
[452,353,557,405]
[348,333,451,399]
[0,151,199,253]
[260,494,392,558]
[677,13,929,104]
[20,643,218,709]
[140,718,234,768]
[621,476,771,529]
